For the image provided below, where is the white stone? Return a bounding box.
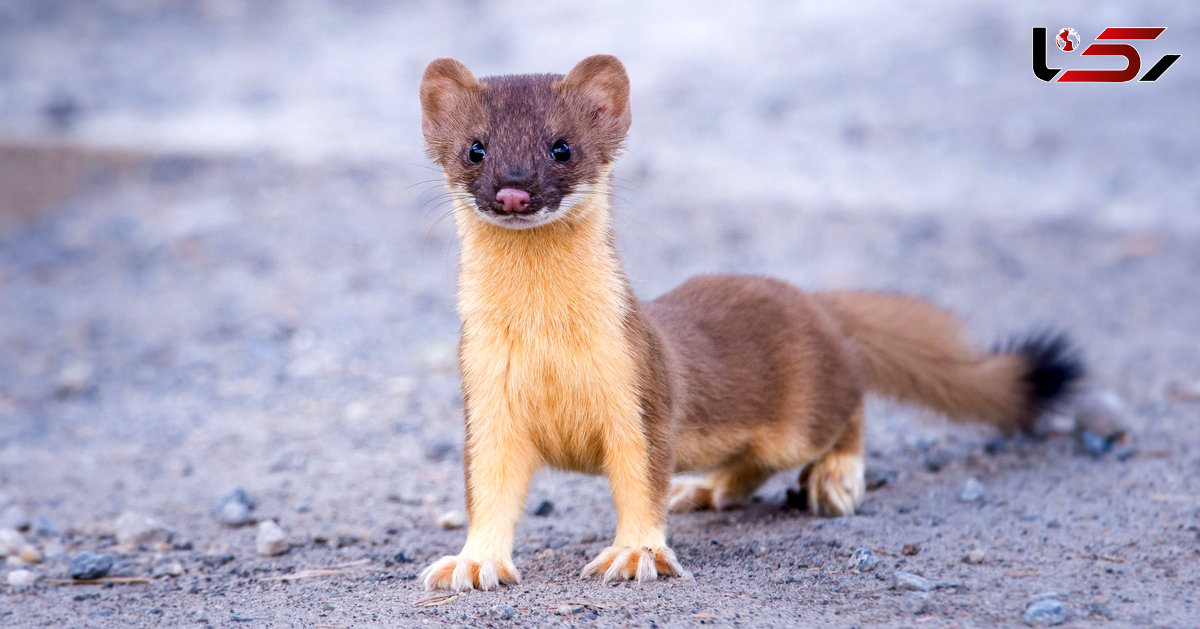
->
[436,511,465,530]
[958,477,985,502]
[116,512,174,547]
[219,501,252,527]
[6,569,37,586]
[1074,390,1129,438]
[256,520,289,556]
[0,505,30,531]
[0,528,24,557]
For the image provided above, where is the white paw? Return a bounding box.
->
[580,546,684,583]
[805,453,865,517]
[419,554,520,591]
[668,477,742,512]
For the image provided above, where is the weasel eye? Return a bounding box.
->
[550,139,571,163]
[467,141,486,164]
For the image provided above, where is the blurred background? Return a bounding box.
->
[1,1,1197,625]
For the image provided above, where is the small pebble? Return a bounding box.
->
[1073,390,1129,439]
[0,505,30,531]
[1088,602,1115,620]
[923,449,951,473]
[437,511,466,530]
[1078,430,1112,457]
[488,603,516,620]
[0,528,24,556]
[847,548,879,574]
[41,539,66,559]
[422,441,458,462]
[54,361,94,397]
[864,468,898,490]
[69,552,115,580]
[959,477,985,502]
[212,489,256,527]
[192,610,211,624]
[202,552,235,567]
[904,591,931,615]
[555,604,585,615]
[532,500,554,517]
[219,501,252,527]
[1039,411,1076,435]
[32,516,59,537]
[983,438,1008,455]
[7,569,37,586]
[894,571,933,592]
[153,560,185,577]
[902,543,920,556]
[963,549,986,564]
[255,520,289,557]
[115,512,174,547]
[19,545,42,564]
[1023,595,1067,626]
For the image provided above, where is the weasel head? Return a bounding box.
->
[419,55,631,230]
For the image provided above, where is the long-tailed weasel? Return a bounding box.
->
[416,55,1082,591]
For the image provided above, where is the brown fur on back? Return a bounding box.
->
[642,276,864,472]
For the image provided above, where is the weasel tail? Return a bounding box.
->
[817,292,1082,434]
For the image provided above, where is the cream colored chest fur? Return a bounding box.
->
[455,205,642,473]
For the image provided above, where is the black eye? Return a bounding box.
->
[550,139,571,163]
[467,141,486,164]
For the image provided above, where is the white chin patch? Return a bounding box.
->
[478,208,558,230]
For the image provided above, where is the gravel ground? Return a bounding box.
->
[1,2,1198,627]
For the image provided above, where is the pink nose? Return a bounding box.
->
[496,188,531,214]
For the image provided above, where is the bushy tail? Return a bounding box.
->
[818,291,1083,434]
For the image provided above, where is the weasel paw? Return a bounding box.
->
[668,478,714,512]
[668,478,741,512]
[419,555,520,591]
[804,453,865,517]
[581,546,683,583]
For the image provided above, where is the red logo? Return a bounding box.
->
[1056,28,1080,52]
[1033,27,1181,82]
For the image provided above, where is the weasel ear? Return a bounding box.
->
[558,55,631,134]
[419,58,481,144]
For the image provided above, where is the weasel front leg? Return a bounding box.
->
[581,422,684,583]
[421,404,538,591]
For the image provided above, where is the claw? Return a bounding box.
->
[421,554,520,591]
[582,546,682,583]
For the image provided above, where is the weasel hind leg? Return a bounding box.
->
[801,405,866,517]
[668,458,773,513]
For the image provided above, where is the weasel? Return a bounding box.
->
[416,55,1082,591]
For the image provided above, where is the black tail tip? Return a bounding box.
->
[1003,331,1085,432]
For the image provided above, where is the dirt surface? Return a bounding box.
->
[2,2,1198,627]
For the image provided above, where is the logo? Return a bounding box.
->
[1056,28,1080,52]
[1033,27,1181,82]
